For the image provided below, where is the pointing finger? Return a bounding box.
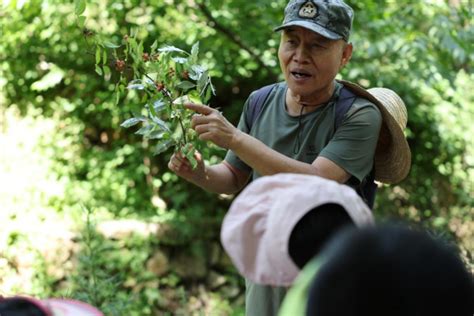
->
[185,103,214,115]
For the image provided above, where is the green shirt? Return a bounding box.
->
[225,81,382,183]
[278,256,325,316]
[224,81,381,316]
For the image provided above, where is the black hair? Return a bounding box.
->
[288,203,355,269]
[0,297,47,316]
[306,225,474,316]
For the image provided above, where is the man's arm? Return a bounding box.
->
[168,151,250,194]
[231,132,351,183]
[186,102,351,184]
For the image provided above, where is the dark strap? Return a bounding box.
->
[335,87,357,130]
[245,84,276,129]
[336,86,377,208]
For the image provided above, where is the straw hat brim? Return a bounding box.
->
[338,80,411,184]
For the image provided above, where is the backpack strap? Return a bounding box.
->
[335,86,357,130]
[245,84,276,130]
[336,86,377,209]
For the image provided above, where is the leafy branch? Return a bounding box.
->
[74,0,216,168]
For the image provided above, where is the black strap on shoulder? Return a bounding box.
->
[335,86,357,130]
[245,84,276,130]
[336,86,377,209]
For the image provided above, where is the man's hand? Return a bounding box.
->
[168,149,206,182]
[185,103,242,150]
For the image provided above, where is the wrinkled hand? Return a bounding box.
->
[185,103,241,149]
[168,149,205,182]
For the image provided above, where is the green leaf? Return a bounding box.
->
[152,99,166,112]
[77,16,86,28]
[74,0,86,15]
[95,65,103,76]
[153,140,174,155]
[127,83,145,90]
[176,81,196,91]
[114,91,120,106]
[150,116,171,132]
[172,57,188,64]
[184,147,197,169]
[103,66,111,79]
[102,49,107,66]
[148,130,166,140]
[120,117,146,128]
[95,46,101,65]
[31,65,65,91]
[158,45,188,54]
[197,71,208,93]
[135,124,155,136]
[104,41,121,49]
[203,85,212,104]
[150,40,158,52]
[191,42,199,60]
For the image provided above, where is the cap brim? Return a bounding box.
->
[274,21,343,40]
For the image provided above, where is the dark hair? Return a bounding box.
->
[306,225,474,316]
[288,203,355,269]
[0,297,48,316]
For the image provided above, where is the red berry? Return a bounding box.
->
[155,82,165,91]
[115,60,126,72]
[142,53,150,62]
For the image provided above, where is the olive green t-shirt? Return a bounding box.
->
[225,81,381,183]
[224,81,382,316]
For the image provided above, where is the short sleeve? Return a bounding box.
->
[319,100,382,182]
[224,94,254,174]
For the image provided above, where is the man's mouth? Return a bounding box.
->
[290,70,312,79]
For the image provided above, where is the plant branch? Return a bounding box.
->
[195,1,275,77]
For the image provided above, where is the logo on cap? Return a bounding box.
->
[298,1,318,18]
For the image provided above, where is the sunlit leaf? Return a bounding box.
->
[158,45,188,54]
[120,117,146,128]
[172,57,188,64]
[95,46,101,65]
[153,140,174,155]
[135,124,155,136]
[104,41,121,49]
[74,0,86,15]
[77,16,86,28]
[31,65,65,91]
[176,81,196,91]
[95,65,103,76]
[150,116,171,132]
[152,99,166,112]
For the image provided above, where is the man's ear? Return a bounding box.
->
[340,42,353,69]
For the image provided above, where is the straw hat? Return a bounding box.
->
[339,80,411,184]
[220,173,374,287]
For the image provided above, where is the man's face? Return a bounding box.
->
[278,26,352,99]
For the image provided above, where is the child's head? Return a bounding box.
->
[0,296,104,316]
[306,225,474,316]
[221,173,374,286]
[288,203,354,269]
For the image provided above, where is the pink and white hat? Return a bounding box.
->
[42,298,104,316]
[220,173,374,287]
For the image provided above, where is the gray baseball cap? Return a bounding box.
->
[274,0,354,41]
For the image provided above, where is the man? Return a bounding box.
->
[168,0,410,314]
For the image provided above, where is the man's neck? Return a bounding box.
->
[286,82,336,115]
